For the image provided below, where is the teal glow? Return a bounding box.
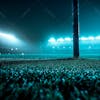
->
[48,36,100,49]
[0,32,19,43]
[48,37,56,43]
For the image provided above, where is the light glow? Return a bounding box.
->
[0,32,18,42]
[57,38,64,42]
[48,36,100,48]
[21,53,24,55]
[88,36,94,40]
[11,48,14,51]
[48,37,56,43]
[95,36,100,40]
[65,37,72,41]
[80,37,88,41]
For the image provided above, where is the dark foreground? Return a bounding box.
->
[0,59,100,100]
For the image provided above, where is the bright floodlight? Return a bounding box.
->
[0,32,18,42]
[80,37,88,41]
[65,37,72,41]
[48,37,56,43]
[88,36,94,40]
[95,36,100,40]
[57,38,64,42]
[0,32,23,47]
[48,36,100,48]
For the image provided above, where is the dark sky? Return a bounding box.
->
[0,0,100,46]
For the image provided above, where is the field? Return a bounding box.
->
[0,59,100,100]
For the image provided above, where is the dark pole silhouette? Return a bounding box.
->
[73,0,79,58]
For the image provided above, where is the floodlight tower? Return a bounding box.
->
[73,0,79,58]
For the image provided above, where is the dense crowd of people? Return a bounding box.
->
[0,59,100,100]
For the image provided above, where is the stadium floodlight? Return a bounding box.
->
[48,36,100,48]
[0,32,19,43]
[65,37,72,41]
[80,37,88,41]
[95,36,100,40]
[48,37,56,43]
[88,36,94,40]
[57,38,64,42]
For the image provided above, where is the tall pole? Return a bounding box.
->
[73,0,79,58]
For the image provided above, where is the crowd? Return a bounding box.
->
[0,59,100,100]
[0,48,22,54]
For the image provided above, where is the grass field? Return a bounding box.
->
[0,59,100,100]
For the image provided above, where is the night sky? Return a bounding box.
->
[0,0,100,46]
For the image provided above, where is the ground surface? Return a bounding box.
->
[0,59,100,100]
